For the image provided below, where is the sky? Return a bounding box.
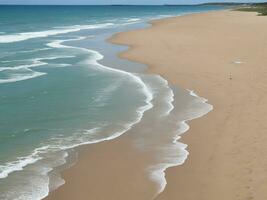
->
[0,0,265,5]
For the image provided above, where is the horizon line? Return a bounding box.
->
[0,2,262,6]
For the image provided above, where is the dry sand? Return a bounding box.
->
[46,10,267,200]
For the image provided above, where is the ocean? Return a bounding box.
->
[0,5,224,200]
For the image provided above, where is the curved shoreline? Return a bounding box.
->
[0,7,231,200]
[108,12,217,197]
[110,10,267,200]
[44,10,217,200]
[1,11,212,199]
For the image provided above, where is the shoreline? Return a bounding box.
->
[44,10,214,199]
[46,9,267,200]
[110,10,267,200]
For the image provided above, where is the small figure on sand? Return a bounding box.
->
[229,72,232,80]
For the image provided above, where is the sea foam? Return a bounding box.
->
[0,55,76,84]
[0,23,113,43]
[149,89,213,197]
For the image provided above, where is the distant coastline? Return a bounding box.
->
[1,2,266,6]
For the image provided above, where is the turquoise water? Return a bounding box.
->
[0,5,223,200]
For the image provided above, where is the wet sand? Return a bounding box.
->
[46,10,267,200]
[46,136,158,200]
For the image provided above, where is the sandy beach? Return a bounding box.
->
[46,10,267,200]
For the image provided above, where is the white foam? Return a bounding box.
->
[158,14,175,18]
[0,55,76,83]
[0,62,45,72]
[0,145,49,179]
[0,129,98,181]
[149,89,213,197]
[0,23,113,43]
[47,37,153,118]
[156,75,174,116]
[121,18,142,25]
[0,48,52,61]
[35,55,76,61]
[0,149,69,200]
[187,89,209,104]
[150,141,189,197]
[139,74,175,118]
[46,36,87,48]
[47,37,154,143]
[53,63,72,67]
[128,18,141,22]
[18,47,52,54]
[0,71,46,84]
[0,157,40,179]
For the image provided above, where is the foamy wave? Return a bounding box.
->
[47,37,153,117]
[187,89,209,104]
[0,48,52,61]
[150,139,189,197]
[120,18,142,25]
[0,61,46,72]
[0,124,136,200]
[0,127,98,181]
[0,146,49,179]
[127,18,141,22]
[18,47,52,54]
[0,150,68,200]
[0,23,113,43]
[0,55,76,84]
[158,14,175,18]
[139,74,174,118]
[35,55,76,61]
[149,89,213,197]
[133,72,212,198]
[157,76,174,116]
[1,55,74,65]
[0,71,46,84]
